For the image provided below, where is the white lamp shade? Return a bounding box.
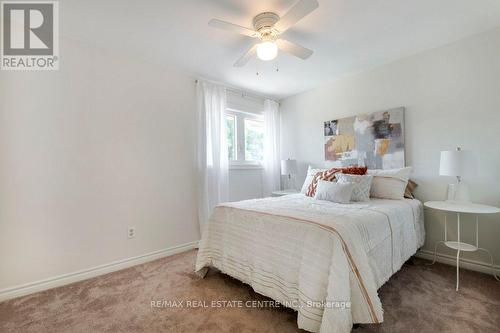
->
[281,159,297,176]
[439,149,473,177]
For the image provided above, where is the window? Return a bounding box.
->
[226,115,236,161]
[225,109,264,167]
[244,119,264,161]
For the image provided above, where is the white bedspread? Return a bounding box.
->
[195,194,424,333]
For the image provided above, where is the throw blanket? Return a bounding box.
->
[196,194,424,333]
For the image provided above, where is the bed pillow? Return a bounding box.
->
[300,166,327,194]
[404,179,418,199]
[341,166,368,175]
[300,165,367,194]
[336,173,373,202]
[306,168,342,197]
[367,167,412,200]
[314,180,355,204]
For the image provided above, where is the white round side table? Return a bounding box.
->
[424,201,500,291]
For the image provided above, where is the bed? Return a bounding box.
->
[195,193,425,333]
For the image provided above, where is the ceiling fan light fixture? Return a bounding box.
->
[256,41,278,61]
[209,0,319,67]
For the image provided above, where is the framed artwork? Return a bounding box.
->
[324,107,405,169]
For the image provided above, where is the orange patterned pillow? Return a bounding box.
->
[306,168,342,197]
[404,179,418,199]
[341,166,368,175]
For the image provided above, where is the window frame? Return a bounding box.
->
[225,108,264,169]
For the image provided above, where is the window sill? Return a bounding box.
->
[229,163,264,170]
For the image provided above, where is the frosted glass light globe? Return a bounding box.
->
[256,42,278,61]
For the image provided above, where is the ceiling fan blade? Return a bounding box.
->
[276,39,313,59]
[274,0,319,33]
[209,19,258,37]
[234,44,258,67]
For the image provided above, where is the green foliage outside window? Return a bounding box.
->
[244,119,264,161]
[226,115,236,160]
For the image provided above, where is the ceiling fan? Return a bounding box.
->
[208,0,319,67]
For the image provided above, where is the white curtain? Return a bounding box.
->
[262,99,281,197]
[197,80,228,234]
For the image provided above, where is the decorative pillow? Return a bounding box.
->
[404,179,418,199]
[341,166,368,175]
[367,167,412,200]
[306,168,342,197]
[300,165,367,194]
[300,166,327,194]
[336,173,373,202]
[314,180,355,204]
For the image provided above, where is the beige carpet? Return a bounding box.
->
[1,250,499,333]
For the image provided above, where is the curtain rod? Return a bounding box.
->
[195,79,278,103]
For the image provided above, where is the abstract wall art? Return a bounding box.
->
[324,107,405,169]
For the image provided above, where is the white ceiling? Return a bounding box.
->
[62,0,500,99]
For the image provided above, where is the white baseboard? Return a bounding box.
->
[416,249,500,276]
[0,241,199,302]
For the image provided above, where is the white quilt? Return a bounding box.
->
[195,194,424,333]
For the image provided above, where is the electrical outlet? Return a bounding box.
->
[127,227,135,239]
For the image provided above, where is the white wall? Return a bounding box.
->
[0,38,200,291]
[229,168,264,201]
[280,27,500,266]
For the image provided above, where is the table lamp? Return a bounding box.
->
[439,147,473,202]
[281,159,297,190]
